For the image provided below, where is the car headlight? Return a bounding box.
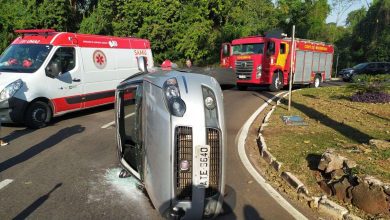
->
[256,65,262,79]
[0,79,23,102]
[163,77,186,117]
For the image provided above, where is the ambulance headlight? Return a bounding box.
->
[164,78,186,117]
[0,79,23,102]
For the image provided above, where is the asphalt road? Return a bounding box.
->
[0,73,339,219]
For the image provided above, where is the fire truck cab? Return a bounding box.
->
[221,35,334,91]
[0,29,153,128]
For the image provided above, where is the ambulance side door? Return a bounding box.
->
[45,46,83,114]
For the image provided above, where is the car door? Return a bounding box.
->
[116,82,144,180]
[364,63,377,75]
[46,47,83,114]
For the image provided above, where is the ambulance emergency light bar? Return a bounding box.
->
[14,29,56,38]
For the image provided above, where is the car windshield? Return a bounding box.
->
[0,44,53,73]
[232,43,264,55]
[353,63,368,69]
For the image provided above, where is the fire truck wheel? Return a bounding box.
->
[269,72,283,92]
[237,84,247,91]
[25,101,52,129]
[310,75,321,88]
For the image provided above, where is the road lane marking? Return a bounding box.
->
[237,91,308,220]
[101,113,135,129]
[0,179,13,190]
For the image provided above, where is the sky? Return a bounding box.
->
[326,0,372,26]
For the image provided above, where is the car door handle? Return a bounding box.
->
[72,78,81,82]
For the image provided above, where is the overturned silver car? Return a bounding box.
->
[115,65,226,219]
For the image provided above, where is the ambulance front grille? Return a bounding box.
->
[206,128,220,198]
[235,60,253,80]
[175,126,193,200]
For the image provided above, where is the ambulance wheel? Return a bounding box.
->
[310,75,321,88]
[237,84,247,91]
[269,72,283,92]
[25,101,52,129]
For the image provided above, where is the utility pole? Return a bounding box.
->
[288,25,295,112]
[335,53,339,77]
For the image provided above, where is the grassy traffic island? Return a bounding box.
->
[260,77,390,219]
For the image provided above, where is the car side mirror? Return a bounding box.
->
[137,56,148,73]
[45,61,62,78]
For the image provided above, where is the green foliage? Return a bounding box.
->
[336,0,390,70]
[0,0,388,68]
[277,0,330,41]
[348,74,390,94]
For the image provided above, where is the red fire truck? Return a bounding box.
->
[220,35,334,91]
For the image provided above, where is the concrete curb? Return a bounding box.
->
[256,94,363,220]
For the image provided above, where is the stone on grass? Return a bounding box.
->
[351,180,389,215]
[331,169,346,180]
[369,139,390,150]
[363,175,383,187]
[317,149,347,173]
[331,177,352,203]
[384,184,390,196]
[343,159,357,169]
[318,180,332,196]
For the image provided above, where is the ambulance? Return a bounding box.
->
[0,29,153,128]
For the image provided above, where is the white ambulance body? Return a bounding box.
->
[0,29,153,128]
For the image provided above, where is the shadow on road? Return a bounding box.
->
[1,127,35,143]
[292,101,373,143]
[51,104,114,125]
[243,205,264,220]
[13,183,62,220]
[0,125,85,173]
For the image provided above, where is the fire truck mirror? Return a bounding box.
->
[45,60,62,78]
[222,44,229,56]
[137,56,148,73]
[266,41,275,57]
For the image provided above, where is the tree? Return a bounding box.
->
[329,0,359,26]
[276,0,330,41]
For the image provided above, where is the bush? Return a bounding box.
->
[348,74,390,103]
[351,92,390,103]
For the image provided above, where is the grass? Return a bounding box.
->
[263,86,390,194]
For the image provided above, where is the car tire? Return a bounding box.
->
[25,101,52,129]
[237,84,247,91]
[310,75,321,88]
[269,71,283,92]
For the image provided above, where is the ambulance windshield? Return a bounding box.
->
[232,43,264,55]
[0,44,53,73]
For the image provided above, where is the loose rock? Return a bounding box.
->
[369,139,390,150]
[317,149,347,173]
[331,177,352,203]
[351,180,389,215]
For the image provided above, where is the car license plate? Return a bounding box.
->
[194,145,210,188]
[238,75,246,79]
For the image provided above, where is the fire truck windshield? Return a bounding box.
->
[232,43,264,55]
[0,44,53,73]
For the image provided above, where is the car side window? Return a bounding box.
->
[367,63,376,69]
[118,84,143,172]
[48,47,76,73]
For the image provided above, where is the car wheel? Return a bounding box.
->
[310,75,321,88]
[269,71,283,92]
[25,101,52,129]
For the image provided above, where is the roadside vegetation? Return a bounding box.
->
[0,0,389,67]
[263,78,390,196]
